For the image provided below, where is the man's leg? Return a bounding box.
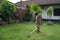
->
[36,25,40,33]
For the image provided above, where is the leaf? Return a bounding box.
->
[47,6,53,16]
[0,0,16,18]
[29,3,43,13]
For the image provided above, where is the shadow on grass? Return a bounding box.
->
[27,31,53,40]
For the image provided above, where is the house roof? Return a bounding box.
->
[16,1,28,7]
[16,0,60,7]
[30,0,60,4]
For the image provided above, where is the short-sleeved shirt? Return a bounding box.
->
[36,17,40,26]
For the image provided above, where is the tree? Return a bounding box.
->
[0,0,17,23]
[47,6,53,24]
[29,3,42,23]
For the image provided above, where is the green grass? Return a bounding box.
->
[0,22,60,40]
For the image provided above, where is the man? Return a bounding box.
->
[36,13,42,33]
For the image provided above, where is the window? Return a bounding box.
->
[54,8,60,16]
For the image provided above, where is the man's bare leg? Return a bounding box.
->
[36,26,40,33]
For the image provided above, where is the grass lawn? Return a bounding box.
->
[0,22,60,40]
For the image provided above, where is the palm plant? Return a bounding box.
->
[29,3,42,22]
[47,6,53,24]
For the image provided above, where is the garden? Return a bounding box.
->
[0,0,60,40]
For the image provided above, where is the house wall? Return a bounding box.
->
[42,5,60,20]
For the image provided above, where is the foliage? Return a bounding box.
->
[24,6,32,21]
[29,3,43,23]
[47,6,53,24]
[47,6,53,16]
[29,3,43,13]
[0,0,16,23]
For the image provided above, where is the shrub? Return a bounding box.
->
[0,0,17,23]
[23,6,32,21]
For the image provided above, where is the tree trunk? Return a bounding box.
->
[32,12,35,23]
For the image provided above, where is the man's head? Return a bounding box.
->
[35,12,39,16]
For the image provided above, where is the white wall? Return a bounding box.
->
[42,5,60,20]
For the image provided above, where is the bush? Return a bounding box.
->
[24,13,32,21]
[0,0,16,23]
[23,6,32,21]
